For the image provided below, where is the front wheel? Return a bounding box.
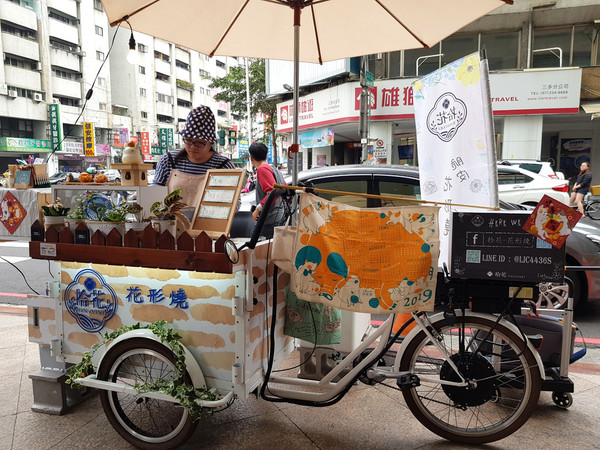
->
[98,338,197,449]
[585,201,600,220]
[399,314,541,445]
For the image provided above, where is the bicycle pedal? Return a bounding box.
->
[396,373,420,390]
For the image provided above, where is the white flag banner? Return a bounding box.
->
[413,52,498,268]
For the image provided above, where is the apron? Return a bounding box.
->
[166,169,206,209]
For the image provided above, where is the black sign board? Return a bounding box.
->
[450,211,565,283]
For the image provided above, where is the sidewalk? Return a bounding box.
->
[2,305,600,450]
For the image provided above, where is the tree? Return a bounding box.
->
[208,59,280,166]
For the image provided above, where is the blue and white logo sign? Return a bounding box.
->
[426,92,467,142]
[64,269,118,333]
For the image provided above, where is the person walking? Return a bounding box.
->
[570,161,592,214]
[249,142,286,239]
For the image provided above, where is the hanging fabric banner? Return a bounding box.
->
[290,193,439,314]
[413,52,498,267]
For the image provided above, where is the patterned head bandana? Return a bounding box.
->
[180,105,217,142]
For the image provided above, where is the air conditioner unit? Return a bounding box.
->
[8,90,17,98]
[33,92,43,102]
[34,62,42,71]
[52,98,60,104]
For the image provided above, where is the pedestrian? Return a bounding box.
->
[249,142,286,239]
[153,105,235,207]
[570,161,592,214]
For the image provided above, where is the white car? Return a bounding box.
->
[497,165,569,206]
[498,159,564,180]
[101,169,121,183]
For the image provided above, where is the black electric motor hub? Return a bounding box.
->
[439,352,499,408]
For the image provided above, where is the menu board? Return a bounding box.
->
[191,169,245,239]
[450,211,565,283]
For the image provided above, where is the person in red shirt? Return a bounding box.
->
[249,142,286,239]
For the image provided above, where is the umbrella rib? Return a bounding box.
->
[209,0,252,57]
[310,4,323,65]
[109,0,161,27]
[373,0,429,49]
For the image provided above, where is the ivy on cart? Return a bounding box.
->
[66,320,218,421]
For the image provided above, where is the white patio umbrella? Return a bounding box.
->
[100,0,513,183]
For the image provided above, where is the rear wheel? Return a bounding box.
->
[98,338,197,449]
[399,314,541,445]
[585,201,600,220]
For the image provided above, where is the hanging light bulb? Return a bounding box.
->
[127,30,139,65]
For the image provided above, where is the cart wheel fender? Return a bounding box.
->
[393,311,545,379]
[95,328,206,389]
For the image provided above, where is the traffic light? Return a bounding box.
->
[217,130,226,146]
[229,130,237,146]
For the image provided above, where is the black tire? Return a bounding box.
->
[564,270,583,309]
[399,313,541,445]
[98,338,197,449]
[585,201,600,220]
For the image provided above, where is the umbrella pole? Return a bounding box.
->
[292,5,301,186]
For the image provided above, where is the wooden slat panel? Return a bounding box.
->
[158,230,175,250]
[123,229,139,248]
[45,226,59,243]
[107,228,122,246]
[59,227,74,244]
[195,231,212,252]
[141,226,157,248]
[91,230,106,246]
[29,242,233,273]
[177,231,194,251]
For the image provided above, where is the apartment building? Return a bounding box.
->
[0,0,240,175]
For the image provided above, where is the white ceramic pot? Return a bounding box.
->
[86,220,125,237]
[43,216,66,233]
[151,219,176,237]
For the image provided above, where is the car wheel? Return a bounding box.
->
[115,178,121,183]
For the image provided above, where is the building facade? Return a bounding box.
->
[0,0,240,176]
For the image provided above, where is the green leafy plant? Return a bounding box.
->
[150,188,186,220]
[124,202,144,222]
[102,206,128,222]
[66,320,218,421]
[41,197,70,216]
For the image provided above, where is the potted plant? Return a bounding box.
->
[41,197,69,232]
[82,192,127,237]
[123,202,150,234]
[149,189,187,237]
[65,193,87,230]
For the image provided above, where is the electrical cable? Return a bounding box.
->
[0,255,40,295]
[47,259,55,278]
[44,19,124,164]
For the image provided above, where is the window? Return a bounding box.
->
[176,60,190,70]
[404,44,441,77]
[141,111,148,119]
[97,77,106,87]
[154,51,170,63]
[532,26,572,68]
[54,96,80,107]
[4,55,36,70]
[216,60,226,69]
[199,87,205,94]
[1,22,36,40]
[48,10,76,26]
[481,31,519,70]
[157,114,173,123]
[49,38,78,53]
[95,25,103,36]
[156,93,172,103]
[139,88,147,97]
[99,103,107,111]
[94,0,103,11]
[217,110,226,117]
[138,43,148,53]
[177,99,192,107]
[573,25,594,67]
[96,51,105,61]
[377,177,420,208]
[442,34,478,67]
[52,69,75,79]
[0,117,34,138]
[139,65,146,74]
[156,72,170,82]
[307,176,371,208]
[199,69,210,77]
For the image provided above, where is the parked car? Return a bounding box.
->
[49,172,79,184]
[231,164,598,308]
[100,169,121,183]
[498,159,564,180]
[497,165,569,206]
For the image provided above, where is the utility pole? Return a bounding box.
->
[244,58,252,144]
[359,55,370,163]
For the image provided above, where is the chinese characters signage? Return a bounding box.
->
[140,131,150,154]
[83,122,95,157]
[49,104,62,152]
[0,137,52,153]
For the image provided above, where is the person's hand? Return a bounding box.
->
[252,208,260,221]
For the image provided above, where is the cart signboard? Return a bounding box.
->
[450,211,565,282]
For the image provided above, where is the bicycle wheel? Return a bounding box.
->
[585,201,600,220]
[399,313,541,445]
[98,338,197,449]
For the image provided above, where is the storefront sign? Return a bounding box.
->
[299,127,334,148]
[119,128,129,145]
[0,137,53,153]
[62,140,83,154]
[96,144,111,156]
[140,131,150,154]
[157,128,174,155]
[238,138,249,160]
[49,104,62,152]
[83,122,95,156]
[276,68,582,133]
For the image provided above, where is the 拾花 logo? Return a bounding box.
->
[426,92,467,142]
[64,269,118,333]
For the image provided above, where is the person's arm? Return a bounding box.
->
[153,154,171,186]
[581,173,593,189]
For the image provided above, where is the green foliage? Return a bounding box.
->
[42,197,70,216]
[176,79,195,91]
[124,202,144,222]
[150,188,186,220]
[66,320,218,421]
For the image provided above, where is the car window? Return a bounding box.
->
[518,163,542,174]
[303,176,371,208]
[376,177,421,207]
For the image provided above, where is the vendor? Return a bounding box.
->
[153,105,235,206]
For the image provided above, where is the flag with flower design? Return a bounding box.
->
[413,52,498,267]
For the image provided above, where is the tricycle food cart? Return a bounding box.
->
[25,188,579,449]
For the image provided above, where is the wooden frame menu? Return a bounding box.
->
[191,169,245,239]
